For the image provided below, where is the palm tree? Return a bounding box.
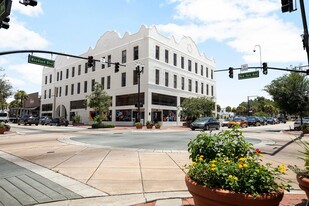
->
[14,90,28,108]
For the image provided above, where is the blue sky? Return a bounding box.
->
[0,0,308,108]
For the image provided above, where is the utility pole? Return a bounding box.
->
[299,0,309,66]
[135,63,144,123]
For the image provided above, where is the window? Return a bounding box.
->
[57,72,59,81]
[72,67,75,77]
[60,71,63,80]
[181,77,185,90]
[206,84,209,95]
[107,55,111,67]
[65,85,68,96]
[165,72,169,87]
[195,81,198,93]
[152,93,177,107]
[181,56,184,69]
[49,74,52,83]
[116,110,132,121]
[173,74,177,89]
[66,69,69,79]
[116,93,144,106]
[201,65,204,76]
[133,70,138,85]
[155,69,160,85]
[84,81,87,93]
[211,69,214,79]
[101,77,105,89]
[201,83,204,94]
[44,90,46,99]
[107,76,111,89]
[133,46,139,60]
[55,87,58,97]
[71,84,74,95]
[92,62,96,72]
[91,79,95,91]
[85,63,88,73]
[165,49,169,63]
[59,87,62,97]
[121,72,126,87]
[45,76,47,84]
[188,79,192,91]
[155,45,160,60]
[206,67,209,78]
[173,53,177,66]
[78,65,81,75]
[70,100,86,110]
[122,50,127,64]
[195,63,198,74]
[188,60,192,72]
[77,82,80,94]
[101,57,105,69]
[211,85,214,96]
[48,89,51,98]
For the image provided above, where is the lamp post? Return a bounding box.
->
[253,45,262,67]
[247,95,258,116]
[136,63,144,123]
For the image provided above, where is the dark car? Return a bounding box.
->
[18,114,39,126]
[246,116,261,126]
[190,117,220,131]
[258,117,268,125]
[266,117,275,124]
[49,117,69,126]
[278,116,287,123]
[294,117,309,130]
[39,116,51,125]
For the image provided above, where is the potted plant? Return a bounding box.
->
[72,115,84,126]
[288,138,309,199]
[154,122,161,129]
[135,122,143,129]
[186,126,291,206]
[0,122,5,134]
[146,121,154,129]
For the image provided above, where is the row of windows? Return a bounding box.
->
[44,46,140,85]
[155,45,214,79]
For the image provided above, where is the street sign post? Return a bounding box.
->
[238,71,259,80]
[28,55,55,68]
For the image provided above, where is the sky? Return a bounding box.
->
[0,0,308,108]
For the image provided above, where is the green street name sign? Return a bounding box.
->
[238,71,259,80]
[28,55,55,68]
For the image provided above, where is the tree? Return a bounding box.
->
[180,97,215,121]
[217,104,221,113]
[225,106,232,112]
[14,90,28,108]
[264,72,309,118]
[85,82,111,125]
[0,79,13,110]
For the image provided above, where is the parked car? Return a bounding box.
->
[227,117,248,128]
[49,117,69,126]
[266,117,275,125]
[278,116,287,123]
[39,116,51,125]
[294,117,309,130]
[190,117,220,131]
[246,116,261,126]
[258,116,268,125]
[18,114,39,126]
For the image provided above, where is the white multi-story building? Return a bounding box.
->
[40,25,216,126]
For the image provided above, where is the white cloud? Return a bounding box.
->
[8,63,42,87]
[158,0,307,64]
[12,0,43,17]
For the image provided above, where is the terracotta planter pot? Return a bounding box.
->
[0,128,4,134]
[146,125,153,129]
[135,125,143,129]
[296,175,309,199]
[185,175,284,206]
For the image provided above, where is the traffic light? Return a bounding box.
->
[115,62,120,73]
[19,0,37,6]
[306,69,309,75]
[87,56,94,68]
[0,17,10,29]
[281,0,293,13]
[228,67,233,78]
[262,62,268,75]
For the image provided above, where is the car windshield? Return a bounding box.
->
[196,117,210,122]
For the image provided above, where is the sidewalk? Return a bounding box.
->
[0,124,307,206]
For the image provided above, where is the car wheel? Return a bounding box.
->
[191,128,195,131]
[204,125,209,130]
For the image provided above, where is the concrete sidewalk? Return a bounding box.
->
[0,125,307,205]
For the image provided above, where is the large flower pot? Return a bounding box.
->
[296,175,309,199]
[0,128,4,134]
[185,175,284,206]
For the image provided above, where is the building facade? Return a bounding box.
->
[40,26,216,126]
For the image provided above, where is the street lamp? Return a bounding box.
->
[135,62,144,123]
[247,95,258,116]
[253,45,262,67]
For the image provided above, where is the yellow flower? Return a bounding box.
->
[256,169,260,173]
[233,176,238,181]
[210,160,217,163]
[238,164,243,169]
[279,164,286,173]
[210,167,216,171]
[243,164,248,169]
[228,175,233,179]
[258,153,264,157]
[225,160,230,163]
[211,164,216,167]
[239,157,247,161]
[191,162,196,166]
[199,157,203,161]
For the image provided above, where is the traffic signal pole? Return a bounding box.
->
[299,0,309,66]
